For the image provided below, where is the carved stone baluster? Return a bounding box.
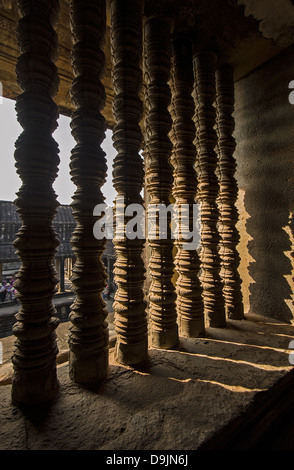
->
[170,35,204,337]
[144,17,178,348]
[216,64,244,319]
[11,0,60,405]
[193,52,226,328]
[111,0,148,366]
[68,0,109,384]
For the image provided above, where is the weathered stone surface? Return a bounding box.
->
[0,313,293,450]
[0,363,13,385]
[56,349,69,364]
[234,44,294,323]
[238,0,294,48]
[68,0,109,385]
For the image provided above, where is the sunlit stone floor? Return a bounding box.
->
[0,312,293,450]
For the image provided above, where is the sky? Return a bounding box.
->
[0,97,117,206]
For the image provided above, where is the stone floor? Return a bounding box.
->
[0,312,294,450]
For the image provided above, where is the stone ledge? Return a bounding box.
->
[0,334,117,386]
[0,313,293,450]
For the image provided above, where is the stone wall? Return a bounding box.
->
[234,44,294,323]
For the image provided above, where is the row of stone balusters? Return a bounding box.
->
[144,19,245,352]
[11,0,243,407]
[111,7,245,365]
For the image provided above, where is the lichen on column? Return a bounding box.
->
[11,0,61,406]
[111,0,148,366]
[68,0,109,384]
[216,64,244,320]
[193,51,226,328]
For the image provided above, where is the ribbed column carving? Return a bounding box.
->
[170,35,204,337]
[216,64,244,319]
[111,0,148,366]
[11,0,60,405]
[144,17,178,348]
[193,52,226,328]
[68,0,109,384]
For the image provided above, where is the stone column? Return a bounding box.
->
[193,52,226,328]
[170,35,204,337]
[11,0,60,406]
[144,17,178,348]
[216,64,244,319]
[110,0,148,366]
[68,0,109,384]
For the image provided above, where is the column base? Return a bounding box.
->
[69,349,109,385]
[207,313,227,328]
[179,317,205,338]
[227,305,245,320]
[11,367,59,407]
[151,327,179,349]
[114,337,148,368]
